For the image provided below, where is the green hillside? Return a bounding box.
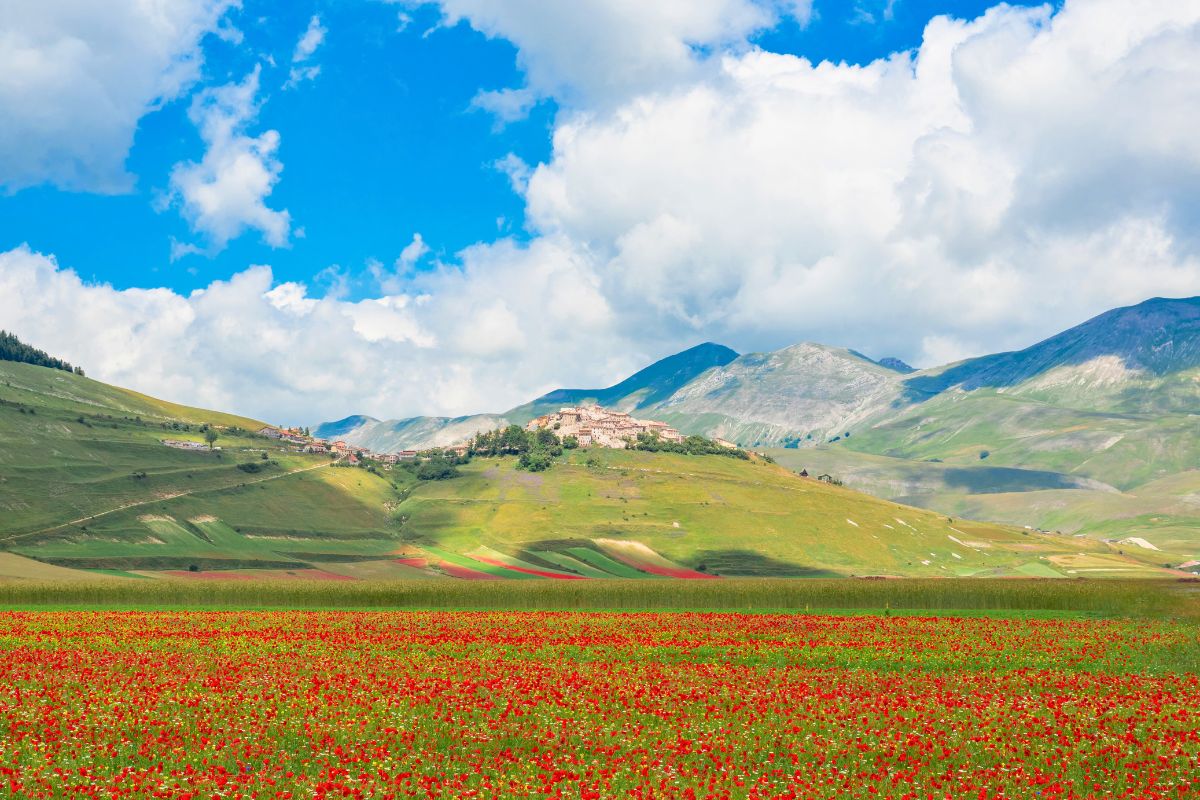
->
[770,446,1200,570]
[393,448,1174,579]
[0,360,1185,581]
[0,361,409,576]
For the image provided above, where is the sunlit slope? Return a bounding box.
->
[395,449,1144,577]
[769,447,1200,570]
[843,390,1200,491]
[1,360,1182,580]
[0,361,263,429]
[0,362,410,575]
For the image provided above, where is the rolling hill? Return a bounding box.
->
[4,357,1176,581]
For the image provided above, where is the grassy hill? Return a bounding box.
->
[769,445,1200,570]
[393,448,1179,579]
[0,360,1186,581]
[0,361,411,577]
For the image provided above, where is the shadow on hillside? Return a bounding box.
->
[941,466,1084,494]
[690,549,839,577]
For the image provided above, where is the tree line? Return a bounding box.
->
[0,330,82,375]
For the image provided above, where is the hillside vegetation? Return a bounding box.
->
[0,330,79,374]
[4,360,1178,581]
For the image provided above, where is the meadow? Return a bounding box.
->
[0,609,1196,799]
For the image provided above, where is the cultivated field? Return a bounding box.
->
[0,608,1196,798]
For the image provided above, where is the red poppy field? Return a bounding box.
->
[0,610,1197,799]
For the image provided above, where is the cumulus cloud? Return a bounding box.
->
[5,0,1200,424]
[0,242,621,423]
[409,0,814,112]
[284,15,326,89]
[397,234,430,268]
[168,67,291,251]
[509,0,1200,365]
[0,0,236,193]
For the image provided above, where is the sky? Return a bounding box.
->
[1,0,1199,426]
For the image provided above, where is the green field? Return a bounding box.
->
[394,448,1166,578]
[770,443,1200,572]
[1,577,1197,618]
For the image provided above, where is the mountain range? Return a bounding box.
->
[319,296,1200,453]
[318,296,1200,552]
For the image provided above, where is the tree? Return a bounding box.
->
[204,429,219,450]
[0,330,76,373]
[416,456,459,480]
[518,449,554,472]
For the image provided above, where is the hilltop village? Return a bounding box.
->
[254,405,709,462]
[160,405,740,480]
[525,406,690,449]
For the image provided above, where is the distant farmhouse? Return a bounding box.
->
[526,405,684,449]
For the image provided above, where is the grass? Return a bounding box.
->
[0,578,1196,617]
[4,609,1195,797]
[845,389,1200,491]
[767,446,1200,569]
[1,362,413,573]
[395,450,1136,578]
[0,359,1190,582]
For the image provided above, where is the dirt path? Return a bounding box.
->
[7,458,339,543]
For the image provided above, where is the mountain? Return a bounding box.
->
[902,296,1200,408]
[505,342,739,424]
[314,413,511,454]
[316,342,739,452]
[876,357,915,374]
[319,297,1200,454]
[7,357,1151,580]
[645,344,904,446]
[774,297,1200,556]
[314,414,377,439]
[303,294,1200,562]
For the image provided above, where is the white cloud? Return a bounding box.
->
[0,0,236,193]
[409,0,814,113]
[493,153,532,194]
[293,15,327,62]
[168,67,291,251]
[507,0,1200,366]
[5,0,1200,425]
[397,234,430,268]
[284,15,326,89]
[471,87,540,124]
[0,242,620,423]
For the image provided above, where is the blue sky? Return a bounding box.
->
[0,0,1047,296]
[1,0,1197,424]
[1,1,547,294]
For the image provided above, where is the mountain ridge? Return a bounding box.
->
[317,295,1200,457]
